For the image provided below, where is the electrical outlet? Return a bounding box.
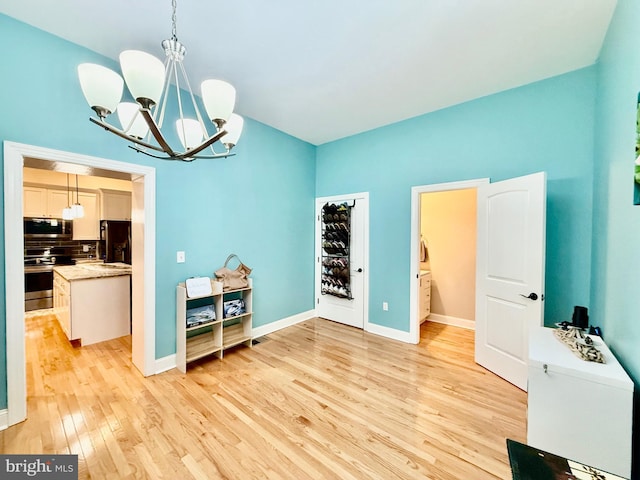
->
[383,302,388,311]
[177,251,185,263]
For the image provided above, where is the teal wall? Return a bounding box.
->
[0,14,316,409]
[317,68,597,333]
[4,5,640,439]
[591,0,640,386]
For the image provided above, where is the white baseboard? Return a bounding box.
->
[0,409,8,431]
[311,312,415,344]
[155,354,177,374]
[427,313,475,330]
[252,310,315,339]
[154,310,316,374]
[366,322,415,344]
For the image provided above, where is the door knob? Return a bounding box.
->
[520,292,538,301]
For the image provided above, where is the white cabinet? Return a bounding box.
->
[23,186,48,216]
[176,278,252,373]
[100,189,132,221]
[23,186,70,218]
[419,271,431,322]
[527,327,633,478]
[47,189,70,217]
[53,272,71,338]
[72,191,99,240]
[53,271,131,345]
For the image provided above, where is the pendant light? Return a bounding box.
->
[62,174,74,220]
[77,0,243,161]
[71,174,84,219]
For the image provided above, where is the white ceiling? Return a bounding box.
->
[0,0,617,145]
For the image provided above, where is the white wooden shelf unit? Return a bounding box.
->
[176,278,252,372]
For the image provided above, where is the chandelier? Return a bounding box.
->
[77,0,243,161]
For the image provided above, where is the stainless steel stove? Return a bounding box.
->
[24,246,74,311]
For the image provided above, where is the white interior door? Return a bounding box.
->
[315,193,368,329]
[475,172,546,391]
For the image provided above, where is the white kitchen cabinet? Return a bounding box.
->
[23,186,48,216]
[100,189,132,221]
[72,191,100,240]
[47,189,70,217]
[53,269,131,345]
[53,272,71,338]
[23,186,70,218]
[419,270,431,322]
[527,327,633,478]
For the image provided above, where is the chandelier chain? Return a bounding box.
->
[171,0,178,40]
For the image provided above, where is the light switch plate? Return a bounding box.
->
[177,251,185,263]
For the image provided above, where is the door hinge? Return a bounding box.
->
[317,298,319,304]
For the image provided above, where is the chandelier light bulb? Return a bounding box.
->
[119,50,166,109]
[221,113,244,148]
[201,79,236,126]
[77,63,124,118]
[117,102,150,139]
[176,118,204,150]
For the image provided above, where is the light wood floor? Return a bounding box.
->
[1,313,526,479]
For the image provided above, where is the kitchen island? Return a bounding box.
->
[53,262,132,346]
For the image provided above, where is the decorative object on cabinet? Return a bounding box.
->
[553,324,604,363]
[185,276,213,297]
[321,201,354,299]
[223,299,246,318]
[214,254,252,291]
[176,278,253,373]
[527,327,633,479]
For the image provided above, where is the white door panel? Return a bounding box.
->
[316,194,368,329]
[475,172,546,391]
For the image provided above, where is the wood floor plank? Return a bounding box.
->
[1,314,526,479]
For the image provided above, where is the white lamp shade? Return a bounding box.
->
[62,207,74,221]
[117,102,150,139]
[119,50,165,107]
[176,118,203,150]
[77,63,124,115]
[221,113,243,147]
[201,79,236,124]
[71,203,84,219]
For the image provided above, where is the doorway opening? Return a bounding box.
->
[4,141,156,429]
[409,178,489,344]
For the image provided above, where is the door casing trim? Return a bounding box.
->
[3,141,156,428]
[409,178,489,344]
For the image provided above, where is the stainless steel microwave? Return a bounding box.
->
[24,218,72,239]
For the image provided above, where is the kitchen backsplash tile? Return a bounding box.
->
[24,239,103,260]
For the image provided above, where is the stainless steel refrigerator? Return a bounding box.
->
[100,220,131,264]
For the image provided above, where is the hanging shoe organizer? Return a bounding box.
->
[321,201,354,299]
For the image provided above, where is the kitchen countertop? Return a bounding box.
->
[53,262,132,281]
